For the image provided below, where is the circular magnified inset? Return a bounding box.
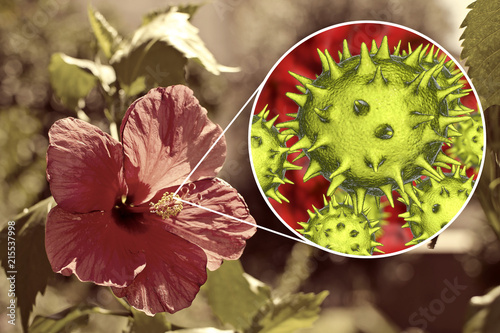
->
[248,21,485,258]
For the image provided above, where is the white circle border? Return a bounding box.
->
[247,20,486,259]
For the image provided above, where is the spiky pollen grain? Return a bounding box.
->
[277,36,475,215]
[297,195,383,256]
[251,106,301,203]
[447,113,484,168]
[398,165,474,245]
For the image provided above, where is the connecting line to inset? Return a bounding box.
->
[172,83,323,250]
[178,198,325,251]
[173,82,265,197]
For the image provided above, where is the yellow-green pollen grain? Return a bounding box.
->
[276,36,474,215]
[250,106,302,203]
[398,165,474,246]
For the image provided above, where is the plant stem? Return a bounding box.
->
[110,121,119,141]
[110,287,132,311]
[274,243,315,297]
[76,109,91,122]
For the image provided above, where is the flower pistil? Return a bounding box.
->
[150,192,183,219]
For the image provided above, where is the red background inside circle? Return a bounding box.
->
[252,22,479,256]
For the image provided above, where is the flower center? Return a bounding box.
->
[150,192,183,219]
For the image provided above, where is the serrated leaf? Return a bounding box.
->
[129,307,172,333]
[463,286,500,333]
[257,291,329,333]
[49,53,116,109]
[475,105,500,238]
[460,0,500,109]
[206,260,271,331]
[0,197,56,332]
[28,305,91,333]
[88,5,123,59]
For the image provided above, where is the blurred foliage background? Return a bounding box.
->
[1,0,500,332]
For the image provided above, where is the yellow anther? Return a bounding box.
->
[150,192,183,219]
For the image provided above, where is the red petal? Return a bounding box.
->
[47,118,125,213]
[161,178,256,271]
[111,219,208,315]
[45,206,146,287]
[121,86,226,205]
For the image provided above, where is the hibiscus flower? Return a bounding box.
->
[45,85,256,315]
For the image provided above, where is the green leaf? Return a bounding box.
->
[475,107,500,238]
[137,10,238,74]
[110,40,187,97]
[460,0,500,109]
[115,9,237,75]
[129,307,172,333]
[29,305,91,333]
[0,197,56,332]
[206,260,271,331]
[142,4,202,25]
[49,53,97,110]
[173,329,235,333]
[463,286,500,333]
[257,291,329,333]
[110,7,239,97]
[29,304,130,333]
[88,5,123,59]
[49,53,116,109]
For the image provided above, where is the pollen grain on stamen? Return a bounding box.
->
[150,192,183,219]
